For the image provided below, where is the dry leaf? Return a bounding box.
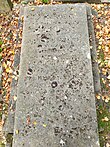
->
[43,124,47,127]
[33,121,37,125]
[96,95,101,100]
[102,117,109,122]
[31,7,35,11]
[15,130,19,134]
[13,96,17,101]
[106,143,110,147]
[107,75,110,80]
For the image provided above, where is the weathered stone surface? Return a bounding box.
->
[0,0,12,14]
[21,0,34,2]
[86,6,101,94]
[54,0,101,3]
[3,9,24,147]
[101,0,110,2]
[2,50,21,147]
[13,4,99,147]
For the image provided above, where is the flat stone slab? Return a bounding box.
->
[13,4,99,147]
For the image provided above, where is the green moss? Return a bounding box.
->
[0,48,2,52]
[99,51,104,62]
[0,40,3,46]
[0,143,5,147]
[97,104,110,146]
[0,55,2,61]
[42,0,49,4]
[6,133,13,146]
[21,1,28,4]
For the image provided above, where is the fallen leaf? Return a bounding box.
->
[6,68,13,73]
[108,60,110,68]
[27,116,31,125]
[15,130,19,134]
[107,75,110,80]
[96,95,101,100]
[43,124,47,127]
[13,96,17,101]
[33,121,37,125]
[31,8,35,11]
[102,117,109,122]
[106,143,110,147]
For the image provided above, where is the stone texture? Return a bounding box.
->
[1,15,21,147]
[3,5,101,147]
[0,0,12,14]
[21,0,34,2]
[3,6,23,135]
[13,4,99,147]
[2,50,21,147]
[86,5,101,95]
[101,0,110,2]
[2,11,23,147]
[3,33,22,147]
[54,0,101,3]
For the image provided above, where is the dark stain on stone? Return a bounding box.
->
[60,45,63,49]
[58,105,63,111]
[34,114,37,117]
[56,29,60,33]
[51,81,58,88]
[41,34,49,40]
[54,127,62,136]
[41,39,45,42]
[68,83,73,89]
[38,44,42,47]
[51,48,57,52]
[27,68,33,75]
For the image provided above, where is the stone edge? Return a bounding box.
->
[86,4,101,145]
[2,7,24,147]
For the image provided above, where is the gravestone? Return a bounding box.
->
[12,4,100,147]
[0,0,12,14]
